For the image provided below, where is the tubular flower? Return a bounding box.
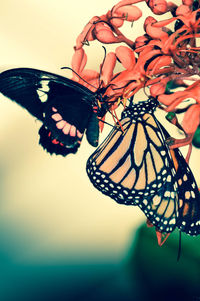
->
[71,0,200,147]
[146,0,178,14]
[71,47,118,92]
[69,0,200,245]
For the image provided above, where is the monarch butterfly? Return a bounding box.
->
[0,68,109,156]
[86,97,200,235]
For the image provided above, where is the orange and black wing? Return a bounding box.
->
[171,148,200,235]
[87,99,179,233]
[159,123,200,236]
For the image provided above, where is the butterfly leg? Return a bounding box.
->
[165,112,193,163]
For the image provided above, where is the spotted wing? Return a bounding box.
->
[170,148,200,235]
[87,112,179,233]
[158,123,200,236]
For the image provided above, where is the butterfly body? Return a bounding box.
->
[0,68,107,156]
[86,98,200,235]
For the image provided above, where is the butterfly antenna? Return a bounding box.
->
[177,230,182,261]
[98,117,115,128]
[98,46,107,89]
[109,110,124,133]
[81,18,101,46]
[61,67,97,90]
[143,79,150,98]
[129,95,134,107]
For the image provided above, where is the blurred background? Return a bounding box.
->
[0,0,200,300]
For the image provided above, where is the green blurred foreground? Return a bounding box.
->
[0,224,199,301]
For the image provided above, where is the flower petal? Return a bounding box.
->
[112,0,144,14]
[144,16,169,40]
[115,46,136,69]
[71,48,87,81]
[110,18,124,28]
[150,81,166,97]
[101,52,117,85]
[148,0,168,15]
[94,25,121,44]
[182,104,200,134]
[75,16,99,50]
[114,5,142,22]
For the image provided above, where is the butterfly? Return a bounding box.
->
[86,97,200,236]
[0,67,109,156]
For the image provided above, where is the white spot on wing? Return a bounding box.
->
[40,79,50,92]
[152,195,161,205]
[169,218,176,224]
[143,199,148,205]
[37,78,50,103]
[37,90,48,102]
[164,191,170,198]
[183,174,188,181]
[166,175,171,182]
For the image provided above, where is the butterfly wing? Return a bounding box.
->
[158,122,200,235]
[87,103,179,233]
[172,148,200,235]
[0,67,45,120]
[0,68,99,155]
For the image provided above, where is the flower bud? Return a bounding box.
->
[148,0,168,15]
[150,82,166,97]
[114,5,142,21]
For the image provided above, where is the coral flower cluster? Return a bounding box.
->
[71,0,200,245]
[71,0,200,156]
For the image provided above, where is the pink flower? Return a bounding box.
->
[158,80,200,110]
[144,16,170,40]
[75,16,100,50]
[146,0,178,15]
[69,0,200,245]
[158,82,200,161]
[112,4,142,22]
[182,104,200,135]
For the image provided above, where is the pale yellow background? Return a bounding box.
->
[0,0,198,265]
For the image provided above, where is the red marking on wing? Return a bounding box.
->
[93,106,98,113]
[52,139,59,144]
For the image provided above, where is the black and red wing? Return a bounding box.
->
[0,68,100,156]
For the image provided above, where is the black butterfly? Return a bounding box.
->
[0,68,109,156]
[86,97,200,236]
